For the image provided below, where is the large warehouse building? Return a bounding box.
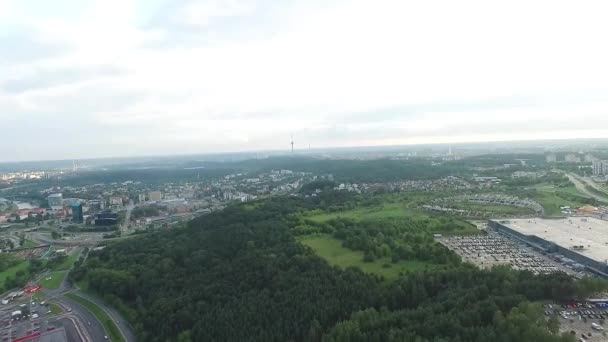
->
[489,217,608,277]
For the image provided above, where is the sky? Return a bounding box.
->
[2,0,608,162]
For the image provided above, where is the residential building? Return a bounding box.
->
[110,196,123,206]
[149,191,162,201]
[565,153,581,163]
[593,160,608,176]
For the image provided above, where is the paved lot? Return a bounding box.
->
[548,303,608,342]
[437,232,586,276]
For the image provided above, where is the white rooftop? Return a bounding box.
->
[498,217,608,263]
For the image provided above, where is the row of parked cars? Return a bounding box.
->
[544,303,608,320]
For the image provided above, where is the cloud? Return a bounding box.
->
[1,0,608,161]
[0,30,70,65]
[1,65,126,94]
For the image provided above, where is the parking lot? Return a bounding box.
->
[437,232,586,276]
[546,303,608,341]
[0,296,59,341]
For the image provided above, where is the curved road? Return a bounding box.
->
[40,251,136,342]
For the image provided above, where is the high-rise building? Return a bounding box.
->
[546,153,557,163]
[592,160,608,176]
[47,193,63,210]
[149,191,162,202]
[72,203,84,223]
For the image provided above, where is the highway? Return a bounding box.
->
[567,173,608,203]
[121,200,135,234]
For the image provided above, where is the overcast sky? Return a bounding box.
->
[2,0,608,161]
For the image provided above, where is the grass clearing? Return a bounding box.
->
[39,271,66,289]
[52,250,80,271]
[65,293,124,342]
[300,235,436,280]
[49,303,63,315]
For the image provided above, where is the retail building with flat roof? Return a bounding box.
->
[489,217,608,277]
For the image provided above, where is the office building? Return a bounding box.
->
[94,210,119,226]
[71,203,83,223]
[47,193,63,210]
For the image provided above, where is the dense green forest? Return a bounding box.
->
[70,193,589,341]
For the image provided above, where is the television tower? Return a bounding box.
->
[291,134,294,153]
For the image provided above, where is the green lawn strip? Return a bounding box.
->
[39,271,66,289]
[442,201,534,216]
[0,260,29,289]
[65,293,124,342]
[299,235,436,280]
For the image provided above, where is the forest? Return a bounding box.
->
[69,192,594,342]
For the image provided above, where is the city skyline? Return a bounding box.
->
[2,0,608,161]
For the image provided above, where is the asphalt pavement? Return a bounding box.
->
[38,256,136,342]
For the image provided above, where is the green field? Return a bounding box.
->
[65,293,124,342]
[300,235,436,280]
[0,261,29,289]
[39,271,66,289]
[532,184,588,216]
[22,239,39,248]
[304,203,478,234]
[304,202,424,223]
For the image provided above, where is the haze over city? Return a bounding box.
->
[2,0,608,161]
